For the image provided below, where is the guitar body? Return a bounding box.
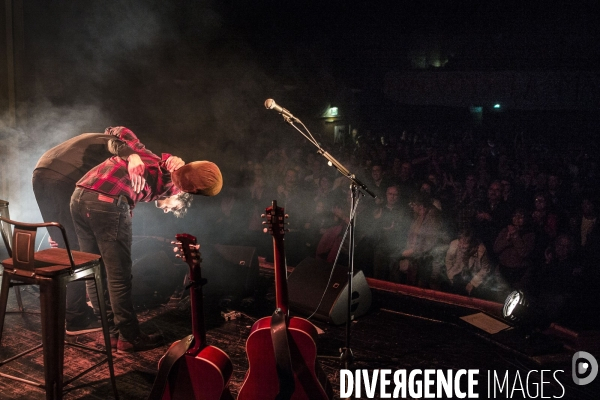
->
[238,316,331,400]
[160,342,233,400]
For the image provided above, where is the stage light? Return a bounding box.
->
[502,290,565,355]
[493,103,501,109]
[502,290,529,322]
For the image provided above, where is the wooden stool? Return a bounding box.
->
[0,217,118,399]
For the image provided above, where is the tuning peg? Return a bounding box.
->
[191,244,200,250]
[285,214,289,218]
[173,247,179,253]
[175,254,182,259]
[263,227,268,233]
[260,213,266,218]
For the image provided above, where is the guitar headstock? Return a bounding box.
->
[173,233,201,267]
[262,200,288,238]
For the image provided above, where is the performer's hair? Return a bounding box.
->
[172,192,193,218]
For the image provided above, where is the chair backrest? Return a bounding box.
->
[0,217,76,272]
[0,200,11,251]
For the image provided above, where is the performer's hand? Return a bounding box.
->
[48,236,58,248]
[126,154,146,193]
[126,154,145,176]
[130,174,146,193]
[165,156,185,172]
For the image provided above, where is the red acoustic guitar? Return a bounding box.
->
[150,233,233,400]
[238,201,332,400]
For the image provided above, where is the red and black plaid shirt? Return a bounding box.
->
[77,127,180,207]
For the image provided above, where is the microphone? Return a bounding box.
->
[264,99,298,121]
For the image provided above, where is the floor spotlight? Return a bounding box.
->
[502,290,529,323]
[501,290,564,355]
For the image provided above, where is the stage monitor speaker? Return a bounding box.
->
[200,244,258,298]
[288,257,372,325]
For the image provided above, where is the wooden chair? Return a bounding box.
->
[0,200,24,311]
[0,216,118,399]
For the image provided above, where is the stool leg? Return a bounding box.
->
[39,276,67,400]
[94,268,119,399]
[14,286,24,312]
[0,272,12,345]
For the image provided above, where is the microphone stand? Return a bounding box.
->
[277,114,375,372]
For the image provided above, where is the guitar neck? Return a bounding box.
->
[176,233,207,354]
[272,233,289,315]
[189,263,207,352]
[265,200,289,316]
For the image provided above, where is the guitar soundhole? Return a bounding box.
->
[351,291,360,300]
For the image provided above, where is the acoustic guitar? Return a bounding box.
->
[150,233,233,400]
[238,201,332,400]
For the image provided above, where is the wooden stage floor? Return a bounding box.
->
[0,271,599,399]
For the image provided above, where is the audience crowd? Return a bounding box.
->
[202,126,600,327]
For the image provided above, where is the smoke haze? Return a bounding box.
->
[1,1,310,245]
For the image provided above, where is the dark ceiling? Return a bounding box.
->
[7,0,600,158]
